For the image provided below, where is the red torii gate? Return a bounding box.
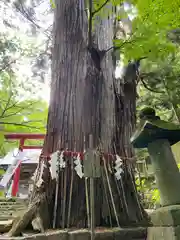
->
[5,133,45,150]
[4,133,45,197]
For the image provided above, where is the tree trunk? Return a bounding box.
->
[42,0,148,228]
[9,0,148,235]
[43,0,90,153]
[43,0,104,228]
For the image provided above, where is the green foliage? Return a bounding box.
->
[0,83,48,156]
[137,53,180,123]
[136,163,180,209]
[50,0,55,8]
[126,0,179,60]
[0,168,5,176]
[49,0,180,62]
[0,32,48,157]
[136,177,160,209]
[0,2,50,157]
[99,0,179,62]
[0,37,48,129]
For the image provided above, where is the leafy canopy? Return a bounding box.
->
[0,14,49,156]
[51,0,180,61]
[125,0,179,60]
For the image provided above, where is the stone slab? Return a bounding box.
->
[68,229,90,240]
[113,227,146,240]
[0,227,147,240]
[0,220,13,233]
[95,230,114,240]
[26,230,68,240]
[150,205,180,226]
[147,226,180,240]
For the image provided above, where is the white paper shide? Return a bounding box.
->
[114,155,124,180]
[74,154,84,178]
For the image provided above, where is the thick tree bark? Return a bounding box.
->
[43,0,91,153]
[95,11,146,224]
[42,0,147,228]
[94,14,115,151]
[114,61,145,223]
[8,1,148,236]
[43,0,103,228]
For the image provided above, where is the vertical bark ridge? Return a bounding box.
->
[43,0,89,153]
[95,9,115,152]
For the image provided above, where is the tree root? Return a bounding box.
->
[8,194,46,237]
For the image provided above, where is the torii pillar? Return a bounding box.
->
[4,133,45,197]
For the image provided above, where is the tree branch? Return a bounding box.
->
[104,37,137,53]
[140,78,164,93]
[0,59,16,73]
[0,121,43,129]
[0,77,15,118]
[0,90,14,118]
[88,0,93,48]
[105,40,130,53]
[0,101,40,119]
[13,1,51,37]
[92,0,110,16]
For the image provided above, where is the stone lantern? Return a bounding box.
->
[131,107,180,239]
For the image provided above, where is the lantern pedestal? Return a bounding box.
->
[131,108,180,240]
[148,139,180,206]
[147,205,180,240]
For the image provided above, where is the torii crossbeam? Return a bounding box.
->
[5,133,45,150]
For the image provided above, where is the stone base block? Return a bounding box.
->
[0,227,147,240]
[147,226,180,240]
[147,206,180,239]
[150,205,180,226]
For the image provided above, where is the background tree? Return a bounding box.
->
[0,0,50,155]
[137,55,180,122]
